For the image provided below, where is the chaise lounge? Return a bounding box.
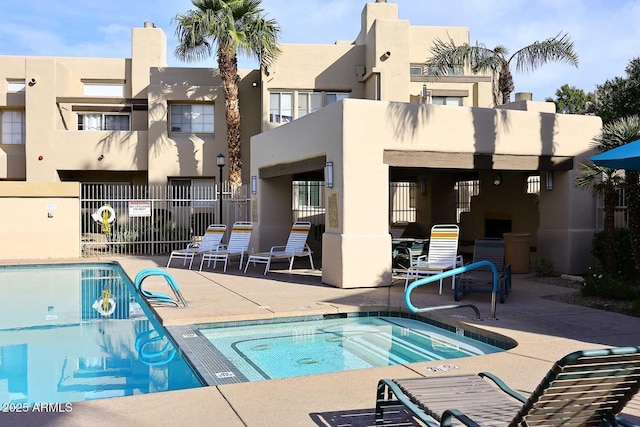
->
[375,346,640,426]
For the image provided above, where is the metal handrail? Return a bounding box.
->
[404,260,498,319]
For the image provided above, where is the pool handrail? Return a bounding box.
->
[405,260,498,319]
[134,268,188,307]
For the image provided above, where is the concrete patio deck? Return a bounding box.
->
[2,255,639,426]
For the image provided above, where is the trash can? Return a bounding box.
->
[503,232,530,274]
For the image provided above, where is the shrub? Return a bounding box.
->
[533,258,556,277]
[582,267,638,300]
[591,228,636,280]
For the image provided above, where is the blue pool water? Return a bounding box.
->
[0,263,202,405]
[200,316,507,381]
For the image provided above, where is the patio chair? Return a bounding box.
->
[243,221,314,275]
[454,237,512,303]
[134,268,188,307]
[199,221,254,272]
[390,221,410,239]
[375,345,640,426]
[166,224,226,269]
[404,224,463,294]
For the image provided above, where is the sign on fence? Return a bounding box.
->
[128,200,152,217]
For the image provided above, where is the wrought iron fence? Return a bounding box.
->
[81,183,250,256]
[390,181,417,223]
[596,187,628,230]
[292,180,326,242]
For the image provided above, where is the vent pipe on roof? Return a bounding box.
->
[376,0,387,2]
[144,22,155,28]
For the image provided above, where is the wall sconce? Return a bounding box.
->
[325,161,334,188]
[380,51,391,61]
[546,171,554,190]
[251,175,257,194]
[251,82,258,87]
[493,173,502,186]
[420,178,427,196]
[28,78,36,87]
[98,155,104,161]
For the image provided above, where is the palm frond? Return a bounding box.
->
[425,39,501,77]
[510,32,578,73]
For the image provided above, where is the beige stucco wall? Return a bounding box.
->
[251,98,602,288]
[0,182,80,260]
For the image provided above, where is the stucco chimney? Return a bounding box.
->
[515,92,533,101]
[144,22,155,28]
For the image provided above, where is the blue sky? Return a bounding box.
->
[2,0,639,101]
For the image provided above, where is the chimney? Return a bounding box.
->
[515,92,532,102]
[144,22,155,28]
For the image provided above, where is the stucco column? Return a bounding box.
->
[321,101,392,288]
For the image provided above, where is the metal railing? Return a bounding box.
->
[404,261,498,319]
[81,183,250,256]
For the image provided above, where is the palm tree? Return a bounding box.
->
[174,0,281,186]
[577,116,640,276]
[425,33,578,106]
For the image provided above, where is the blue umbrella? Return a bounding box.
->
[590,139,640,170]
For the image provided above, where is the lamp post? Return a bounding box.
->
[216,153,225,224]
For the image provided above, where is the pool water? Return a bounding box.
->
[200,316,505,381]
[0,263,202,405]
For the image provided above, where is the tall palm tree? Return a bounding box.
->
[577,115,640,276]
[174,0,280,186]
[425,33,578,106]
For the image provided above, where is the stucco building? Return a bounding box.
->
[0,0,601,287]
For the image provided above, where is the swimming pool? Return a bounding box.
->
[0,263,202,405]
[196,314,513,382]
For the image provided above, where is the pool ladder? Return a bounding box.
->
[404,261,499,320]
[134,268,188,307]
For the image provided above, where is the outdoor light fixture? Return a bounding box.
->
[217,153,226,222]
[251,82,258,87]
[493,173,502,186]
[380,51,391,61]
[251,175,257,194]
[546,170,554,190]
[28,78,36,87]
[420,177,427,196]
[325,161,334,188]
[98,155,104,161]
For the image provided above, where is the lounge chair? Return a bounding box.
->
[166,224,226,269]
[199,221,254,272]
[375,346,640,426]
[405,224,463,294]
[454,237,512,303]
[243,221,314,275]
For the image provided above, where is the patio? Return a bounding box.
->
[1,255,639,426]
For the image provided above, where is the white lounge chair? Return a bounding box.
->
[405,224,463,294]
[166,224,226,269]
[199,221,254,272]
[244,221,314,275]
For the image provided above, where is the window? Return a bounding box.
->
[325,92,349,105]
[298,92,322,118]
[410,66,423,76]
[454,179,480,222]
[83,83,125,97]
[1,111,25,144]
[170,104,214,133]
[426,65,463,76]
[269,92,293,123]
[7,81,25,92]
[432,96,463,106]
[170,178,215,207]
[295,181,322,207]
[527,175,540,194]
[77,114,130,131]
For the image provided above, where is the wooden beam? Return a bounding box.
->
[259,156,327,179]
